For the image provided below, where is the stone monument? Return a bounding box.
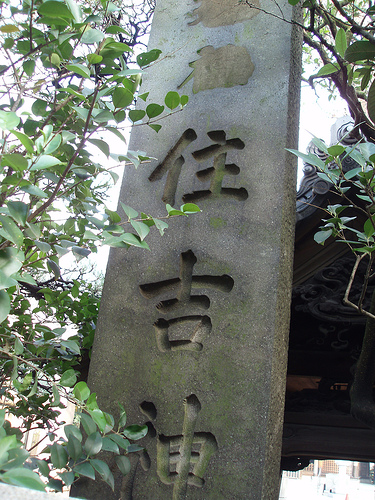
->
[80,0,302,498]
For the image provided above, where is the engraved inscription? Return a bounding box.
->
[178,45,255,94]
[154,316,212,352]
[157,394,218,498]
[189,0,260,28]
[148,129,197,205]
[140,250,233,352]
[149,129,247,205]
[183,130,248,203]
[140,250,234,314]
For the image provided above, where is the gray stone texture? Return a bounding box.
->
[83,0,302,498]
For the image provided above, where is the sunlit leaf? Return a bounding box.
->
[73,381,90,401]
[146,103,164,118]
[81,28,104,44]
[0,290,10,323]
[1,153,28,171]
[50,443,68,469]
[345,40,375,63]
[11,130,34,154]
[66,63,91,79]
[38,1,74,19]
[165,91,180,110]
[0,111,19,131]
[122,424,148,440]
[0,468,46,492]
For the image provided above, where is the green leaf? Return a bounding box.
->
[0,25,19,33]
[118,404,126,429]
[165,91,180,110]
[109,434,129,451]
[38,1,74,19]
[148,123,162,133]
[121,233,150,250]
[64,425,82,443]
[84,432,102,456]
[128,109,146,122]
[89,409,113,433]
[1,153,28,171]
[44,134,62,155]
[314,229,332,245]
[113,87,134,109]
[165,204,186,216]
[47,259,60,279]
[52,384,60,406]
[327,145,345,157]
[288,0,300,5]
[86,393,99,411]
[87,53,103,65]
[65,0,82,22]
[153,218,168,236]
[0,290,11,323]
[130,220,150,241]
[67,435,82,461]
[23,60,35,77]
[30,155,62,171]
[181,203,201,214]
[81,28,105,44]
[181,95,189,107]
[80,413,97,436]
[72,246,91,261]
[368,79,375,124]
[122,424,148,441]
[35,240,51,253]
[61,339,81,355]
[115,455,131,475]
[73,462,95,480]
[364,218,375,238]
[0,215,23,248]
[37,459,50,478]
[146,103,164,118]
[335,28,347,58]
[20,184,48,198]
[0,468,46,492]
[73,381,90,401]
[11,130,34,154]
[7,201,28,226]
[88,138,110,158]
[286,149,326,169]
[120,203,138,219]
[60,369,77,387]
[66,63,91,79]
[316,63,339,76]
[102,436,119,454]
[50,443,68,469]
[32,100,48,117]
[14,337,23,355]
[0,111,19,131]
[345,40,375,63]
[59,471,75,486]
[136,49,162,67]
[89,459,114,490]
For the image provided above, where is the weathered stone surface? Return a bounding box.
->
[189,0,260,28]
[79,0,302,498]
[179,45,255,93]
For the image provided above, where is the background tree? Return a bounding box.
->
[0,0,199,492]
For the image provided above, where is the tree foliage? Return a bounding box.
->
[284,0,375,142]
[0,0,200,492]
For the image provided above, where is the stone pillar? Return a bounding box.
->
[82,1,302,498]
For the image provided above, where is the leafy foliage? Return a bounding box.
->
[0,0,198,491]
[284,0,375,141]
